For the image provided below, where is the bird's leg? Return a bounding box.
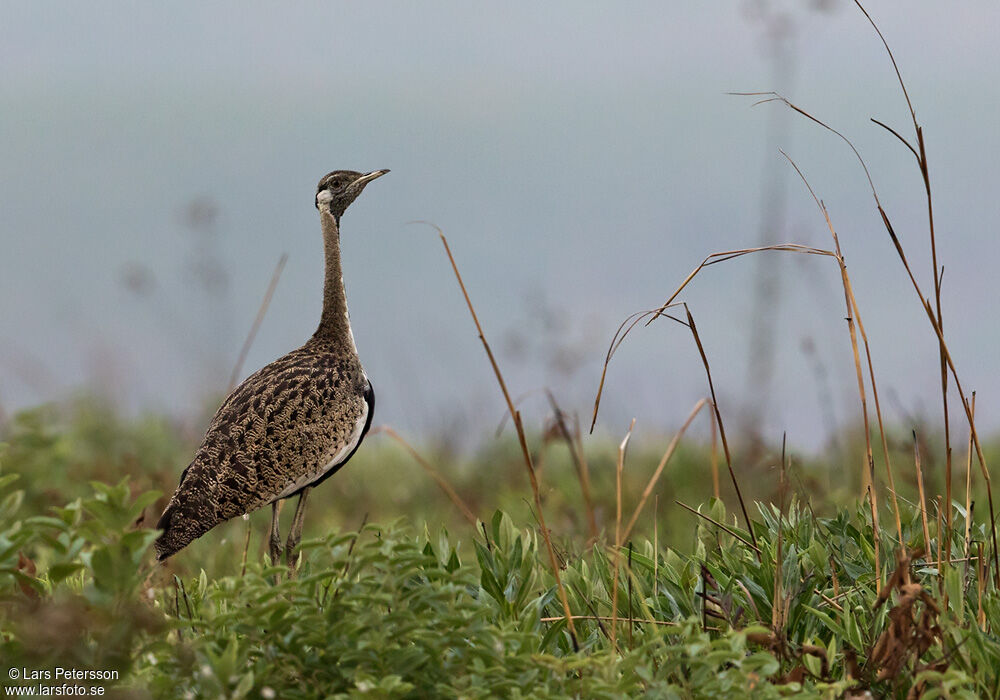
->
[285,487,312,572]
[268,499,284,567]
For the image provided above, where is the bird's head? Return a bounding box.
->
[315,169,389,220]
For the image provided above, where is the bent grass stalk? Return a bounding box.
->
[610,418,635,648]
[773,434,788,634]
[620,398,708,543]
[964,393,976,567]
[436,229,580,650]
[675,501,760,554]
[591,243,895,558]
[546,391,599,541]
[709,408,720,500]
[738,83,999,588]
[372,425,478,526]
[228,253,289,393]
[854,0,954,579]
[591,296,763,551]
[228,252,289,575]
[913,431,931,552]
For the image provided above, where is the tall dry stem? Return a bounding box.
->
[374,425,478,526]
[772,434,788,633]
[610,419,635,648]
[546,392,598,540]
[437,229,579,649]
[709,408,720,500]
[228,253,288,392]
[854,0,954,580]
[964,393,976,563]
[592,245,880,555]
[621,398,708,542]
[913,431,931,552]
[748,88,999,588]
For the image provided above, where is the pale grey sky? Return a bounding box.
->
[2,2,998,449]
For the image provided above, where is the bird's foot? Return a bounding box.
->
[284,488,310,578]
[267,500,285,575]
[269,534,283,567]
[285,533,302,577]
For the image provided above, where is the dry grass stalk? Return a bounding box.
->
[815,590,843,613]
[805,191,884,583]
[590,245,852,551]
[591,241,901,558]
[835,255,879,532]
[963,502,976,582]
[627,543,634,649]
[653,495,659,584]
[621,398,708,542]
[878,210,997,579]
[976,542,986,630]
[172,578,184,642]
[373,425,478,526]
[675,500,760,554]
[709,408,720,500]
[855,0,954,585]
[322,512,370,608]
[870,548,943,683]
[540,615,677,628]
[222,252,290,577]
[437,230,579,649]
[591,242,836,432]
[780,150,900,550]
[684,307,757,553]
[743,83,999,588]
[964,393,976,564]
[944,443,954,572]
[546,392,598,541]
[240,516,252,578]
[228,253,289,392]
[772,434,788,633]
[571,415,597,538]
[936,497,945,595]
[610,418,635,648]
[912,293,999,585]
[913,431,931,553]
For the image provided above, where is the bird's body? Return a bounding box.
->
[153,338,372,560]
[155,169,387,563]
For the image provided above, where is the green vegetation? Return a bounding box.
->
[4,5,998,699]
[1,404,998,698]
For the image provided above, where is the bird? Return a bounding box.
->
[154,169,388,568]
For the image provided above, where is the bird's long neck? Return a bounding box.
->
[313,210,358,352]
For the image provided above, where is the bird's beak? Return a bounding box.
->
[351,169,390,188]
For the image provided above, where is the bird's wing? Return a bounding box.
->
[276,377,374,498]
[155,349,368,558]
[273,380,371,499]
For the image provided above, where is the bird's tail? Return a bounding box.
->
[154,472,218,560]
[155,500,203,560]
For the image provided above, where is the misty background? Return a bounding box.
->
[2,2,998,451]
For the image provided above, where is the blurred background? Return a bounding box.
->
[2,1,998,454]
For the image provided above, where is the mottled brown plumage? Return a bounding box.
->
[154,169,388,562]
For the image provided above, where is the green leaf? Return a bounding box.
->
[48,562,85,583]
[232,671,254,699]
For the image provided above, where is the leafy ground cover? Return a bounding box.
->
[1,409,997,698]
[4,5,999,698]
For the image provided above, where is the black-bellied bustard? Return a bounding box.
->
[155,169,387,569]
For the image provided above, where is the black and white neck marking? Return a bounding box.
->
[311,169,388,352]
